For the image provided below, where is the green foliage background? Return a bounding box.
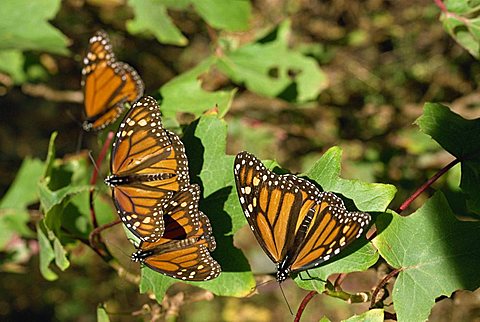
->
[1,0,480,321]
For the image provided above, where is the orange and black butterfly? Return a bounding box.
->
[82,30,144,131]
[105,96,190,242]
[132,184,221,281]
[233,151,371,283]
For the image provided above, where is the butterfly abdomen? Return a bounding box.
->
[105,173,176,187]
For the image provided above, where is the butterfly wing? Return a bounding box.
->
[132,188,221,281]
[234,151,303,264]
[108,96,190,241]
[82,31,144,131]
[288,192,371,273]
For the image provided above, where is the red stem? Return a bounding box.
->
[370,268,403,308]
[396,158,459,213]
[434,0,448,13]
[294,291,317,322]
[89,131,114,229]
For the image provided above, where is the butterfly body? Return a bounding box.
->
[82,30,144,131]
[234,151,371,283]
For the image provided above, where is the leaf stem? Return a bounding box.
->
[370,267,403,308]
[396,158,459,213]
[294,291,317,322]
[433,0,448,13]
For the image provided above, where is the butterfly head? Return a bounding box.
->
[131,249,151,263]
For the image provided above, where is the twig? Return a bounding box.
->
[294,291,317,322]
[370,268,403,308]
[89,131,115,229]
[396,158,459,213]
[21,83,83,103]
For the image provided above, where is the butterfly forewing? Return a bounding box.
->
[234,152,303,263]
[107,96,191,242]
[82,30,144,131]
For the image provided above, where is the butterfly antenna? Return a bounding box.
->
[88,150,102,178]
[279,283,293,315]
[76,127,84,153]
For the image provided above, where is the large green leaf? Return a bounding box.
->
[373,192,480,322]
[127,0,189,46]
[217,20,327,102]
[306,146,397,212]
[159,57,236,119]
[416,103,480,214]
[0,0,69,55]
[193,0,251,31]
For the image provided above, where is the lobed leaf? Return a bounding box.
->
[217,20,327,102]
[159,57,236,119]
[373,192,480,322]
[0,0,69,55]
[127,0,188,46]
[416,103,480,213]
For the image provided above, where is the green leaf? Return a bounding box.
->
[127,0,188,46]
[43,132,58,178]
[160,57,236,119]
[0,209,32,249]
[0,157,43,210]
[0,50,26,83]
[37,220,71,280]
[306,146,397,212]
[217,20,327,102]
[373,192,480,322]
[442,15,480,58]
[416,103,480,213]
[37,222,58,281]
[37,181,90,218]
[97,305,110,322]
[0,0,69,55]
[193,0,251,31]
[343,309,384,322]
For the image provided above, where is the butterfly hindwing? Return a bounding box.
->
[132,186,221,281]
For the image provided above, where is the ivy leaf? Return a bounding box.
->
[127,0,189,46]
[373,192,480,322]
[138,114,255,301]
[217,20,327,102]
[192,0,251,31]
[159,57,236,119]
[306,146,397,212]
[0,0,69,55]
[416,103,480,214]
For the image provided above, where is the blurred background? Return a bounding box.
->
[1,0,479,321]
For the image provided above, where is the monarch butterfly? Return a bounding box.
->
[233,151,371,283]
[132,184,221,281]
[82,30,144,131]
[105,96,190,242]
